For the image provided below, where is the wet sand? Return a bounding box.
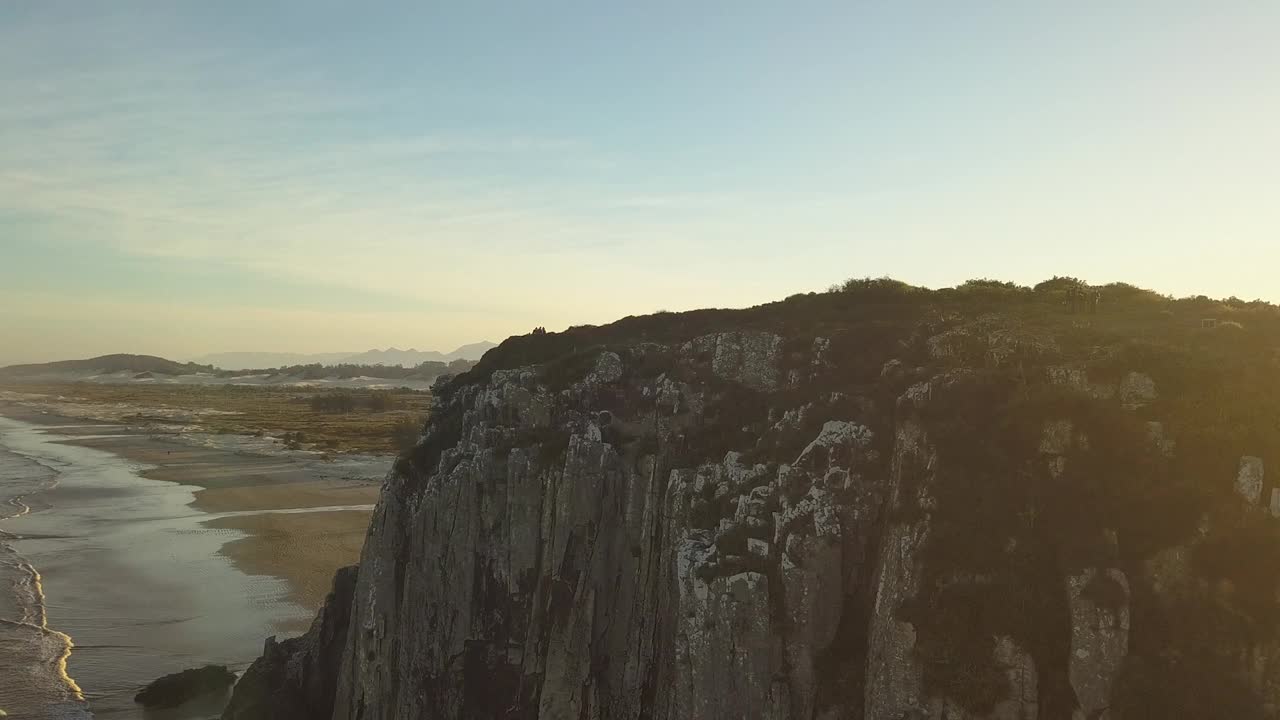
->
[26,415,383,610]
[193,478,379,512]
[60,432,381,615]
[0,400,386,718]
[0,397,383,607]
[205,510,371,611]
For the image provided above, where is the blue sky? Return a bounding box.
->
[1,2,1277,364]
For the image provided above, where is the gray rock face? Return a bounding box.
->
[864,418,933,719]
[328,341,890,719]
[254,340,1079,719]
[1118,372,1157,410]
[1047,365,1115,399]
[863,408,1041,720]
[136,665,236,709]
[991,636,1039,720]
[685,331,783,391]
[1066,569,1129,720]
[1039,419,1075,456]
[1145,421,1175,457]
[222,565,358,720]
[230,310,1280,720]
[1237,456,1265,505]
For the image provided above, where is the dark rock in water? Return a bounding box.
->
[221,564,357,720]
[135,665,237,708]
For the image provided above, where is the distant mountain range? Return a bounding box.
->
[189,342,497,370]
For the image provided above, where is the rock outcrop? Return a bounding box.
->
[227,285,1280,719]
[1066,569,1129,720]
[136,665,236,709]
[221,565,357,720]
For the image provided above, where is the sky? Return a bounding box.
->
[1,1,1277,365]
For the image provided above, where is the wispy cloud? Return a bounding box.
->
[0,5,777,322]
[14,0,1272,367]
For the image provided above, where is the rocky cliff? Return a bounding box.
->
[228,280,1280,719]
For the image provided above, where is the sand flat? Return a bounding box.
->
[193,478,380,512]
[68,431,381,613]
[1,403,383,617]
[204,510,371,612]
[0,414,331,717]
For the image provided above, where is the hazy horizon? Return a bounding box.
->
[0,343,499,368]
[3,2,1277,366]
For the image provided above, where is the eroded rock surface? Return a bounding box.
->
[136,665,236,709]
[1237,456,1265,505]
[1066,569,1130,720]
[222,566,357,720]
[230,292,1280,720]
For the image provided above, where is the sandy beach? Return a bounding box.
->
[0,399,386,718]
[2,401,383,608]
[42,420,382,613]
[205,510,372,612]
[56,429,383,614]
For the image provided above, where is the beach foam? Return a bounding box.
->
[0,415,315,719]
[0,446,91,719]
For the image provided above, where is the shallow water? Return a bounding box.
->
[0,416,313,719]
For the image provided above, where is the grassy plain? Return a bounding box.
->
[0,381,429,454]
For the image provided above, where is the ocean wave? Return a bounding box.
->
[0,446,91,719]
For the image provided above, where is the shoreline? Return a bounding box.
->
[204,510,372,614]
[0,400,383,617]
[0,401,385,716]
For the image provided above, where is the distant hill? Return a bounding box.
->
[0,352,473,389]
[191,342,497,370]
[446,341,499,361]
[0,354,214,378]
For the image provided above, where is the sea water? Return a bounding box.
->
[0,416,311,719]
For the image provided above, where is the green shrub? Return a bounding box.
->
[834,276,926,298]
[310,390,355,413]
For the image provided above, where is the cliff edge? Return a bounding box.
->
[229,280,1280,719]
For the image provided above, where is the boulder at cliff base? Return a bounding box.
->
[134,665,237,709]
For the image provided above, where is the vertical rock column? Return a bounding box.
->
[1066,569,1130,720]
